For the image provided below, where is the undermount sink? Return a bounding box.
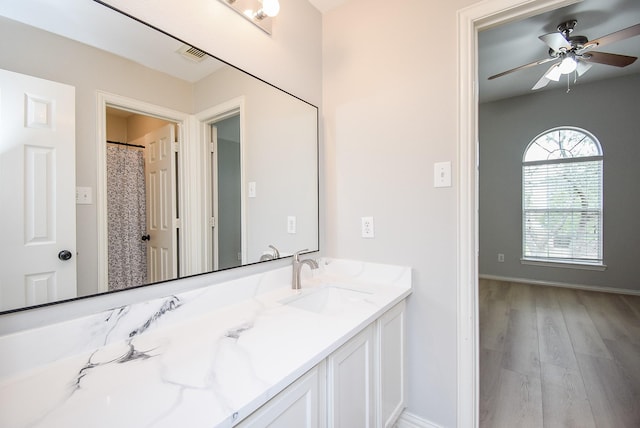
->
[280,285,372,314]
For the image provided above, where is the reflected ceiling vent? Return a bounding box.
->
[177,45,208,63]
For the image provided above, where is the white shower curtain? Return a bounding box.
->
[106,144,147,291]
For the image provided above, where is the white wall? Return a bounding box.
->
[322,0,476,426]
[194,67,319,261]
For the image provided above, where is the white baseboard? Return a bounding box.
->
[479,274,640,296]
[395,411,443,428]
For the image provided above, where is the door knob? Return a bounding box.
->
[141,234,151,241]
[58,250,72,261]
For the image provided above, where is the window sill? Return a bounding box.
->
[520,258,607,271]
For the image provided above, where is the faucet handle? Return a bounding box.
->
[268,245,280,258]
[293,249,309,261]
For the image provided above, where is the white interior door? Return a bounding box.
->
[142,124,177,283]
[0,68,76,311]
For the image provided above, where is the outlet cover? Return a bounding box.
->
[287,216,296,234]
[361,216,374,238]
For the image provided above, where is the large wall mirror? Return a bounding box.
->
[0,0,319,313]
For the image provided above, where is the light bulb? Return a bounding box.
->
[558,56,577,74]
[261,0,280,17]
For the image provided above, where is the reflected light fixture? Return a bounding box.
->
[219,0,280,35]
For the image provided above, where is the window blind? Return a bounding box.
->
[523,159,602,263]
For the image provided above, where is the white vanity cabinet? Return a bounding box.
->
[377,300,407,427]
[238,300,407,428]
[327,325,376,427]
[237,363,326,428]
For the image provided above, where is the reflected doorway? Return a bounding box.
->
[209,113,242,270]
[105,107,179,290]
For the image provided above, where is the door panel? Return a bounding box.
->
[0,68,77,311]
[143,124,177,283]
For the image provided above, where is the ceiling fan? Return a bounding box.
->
[488,20,640,90]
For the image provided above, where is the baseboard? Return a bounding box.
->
[479,274,640,296]
[395,411,443,428]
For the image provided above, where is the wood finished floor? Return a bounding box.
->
[479,279,640,428]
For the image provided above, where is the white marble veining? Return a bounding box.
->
[0,258,411,427]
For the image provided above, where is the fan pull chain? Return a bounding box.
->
[566,73,571,93]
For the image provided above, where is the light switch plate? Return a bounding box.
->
[248,181,256,198]
[76,186,92,204]
[434,161,452,188]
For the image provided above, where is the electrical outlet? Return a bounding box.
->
[361,216,374,238]
[498,253,504,262]
[287,216,296,234]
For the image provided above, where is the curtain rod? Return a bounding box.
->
[107,140,145,149]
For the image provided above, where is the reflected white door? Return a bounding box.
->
[0,68,77,311]
[142,124,177,283]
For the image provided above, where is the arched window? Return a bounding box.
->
[522,127,603,266]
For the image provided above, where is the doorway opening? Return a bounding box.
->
[457,0,576,425]
[97,91,189,294]
[105,107,179,291]
[208,113,242,271]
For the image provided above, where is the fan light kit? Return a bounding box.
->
[489,20,640,92]
[219,0,280,35]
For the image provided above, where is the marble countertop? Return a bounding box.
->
[0,258,411,428]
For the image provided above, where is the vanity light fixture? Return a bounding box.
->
[218,0,280,35]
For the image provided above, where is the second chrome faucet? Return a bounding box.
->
[291,249,318,290]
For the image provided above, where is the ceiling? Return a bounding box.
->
[307,0,346,13]
[0,0,225,84]
[479,0,640,103]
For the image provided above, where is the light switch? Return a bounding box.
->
[248,181,256,198]
[434,161,452,188]
[76,186,92,204]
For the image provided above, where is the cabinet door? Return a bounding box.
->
[327,326,375,427]
[238,365,323,428]
[378,301,407,427]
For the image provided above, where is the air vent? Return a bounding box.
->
[177,45,208,63]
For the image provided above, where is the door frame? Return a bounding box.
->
[195,96,247,272]
[96,91,190,293]
[456,0,579,425]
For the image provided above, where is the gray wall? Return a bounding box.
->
[479,73,640,291]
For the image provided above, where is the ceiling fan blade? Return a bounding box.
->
[576,60,592,76]
[488,57,555,80]
[583,23,640,50]
[539,32,571,52]
[532,75,551,91]
[582,51,637,67]
[532,63,560,90]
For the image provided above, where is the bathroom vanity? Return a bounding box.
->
[0,259,411,427]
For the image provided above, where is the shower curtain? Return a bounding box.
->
[106,145,147,290]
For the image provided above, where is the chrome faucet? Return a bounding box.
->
[292,249,318,290]
[268,245,280,258]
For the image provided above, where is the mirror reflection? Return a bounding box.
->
[0,0,319,313]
